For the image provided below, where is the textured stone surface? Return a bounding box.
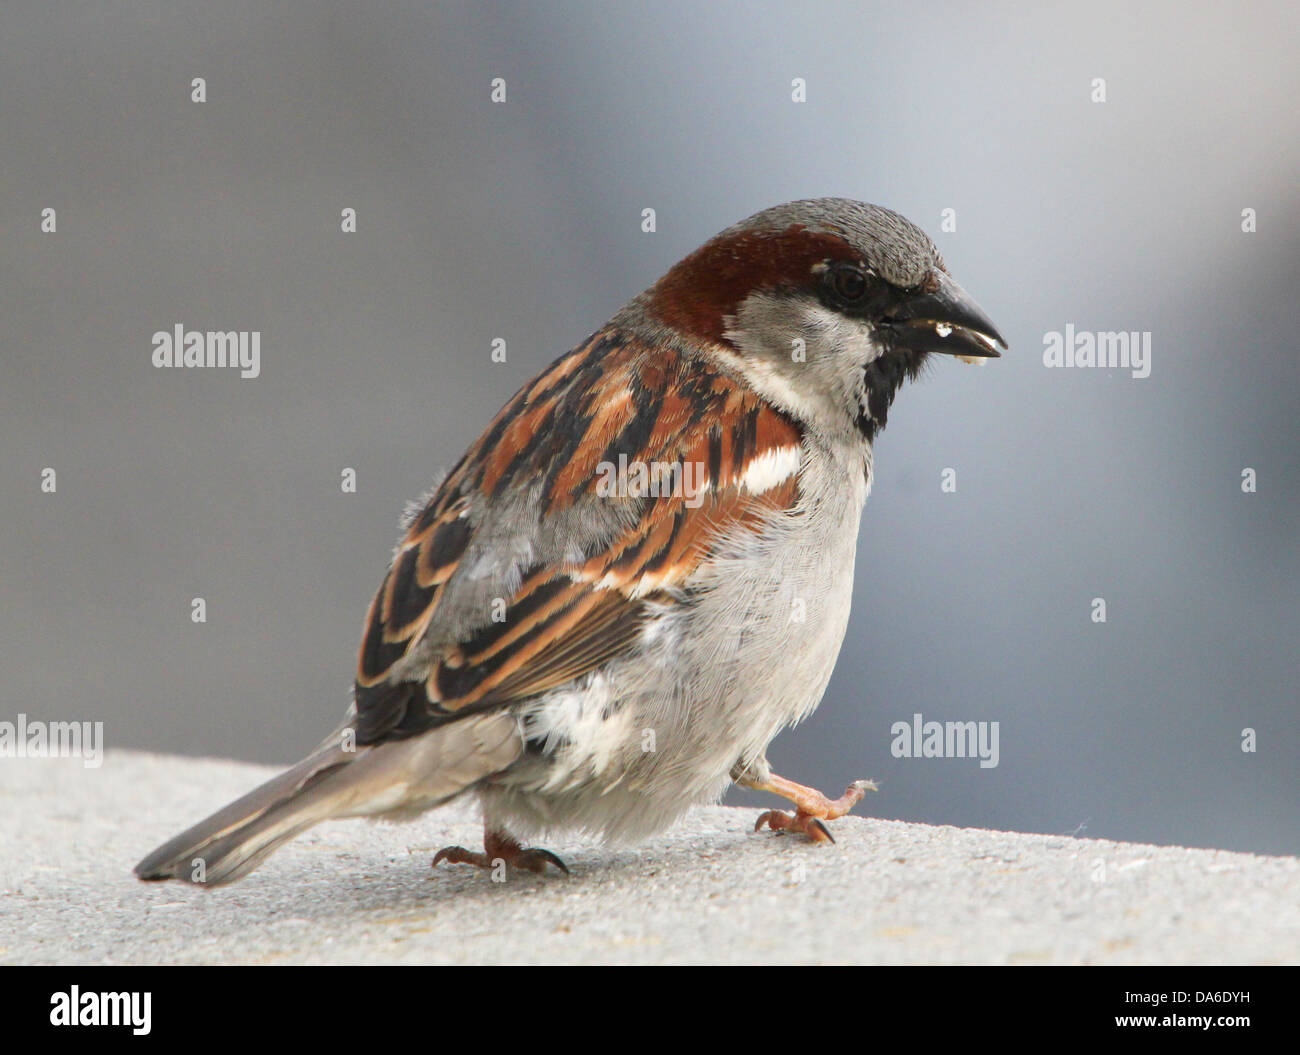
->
[1,751,1296,965]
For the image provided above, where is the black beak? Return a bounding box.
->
[883,272,1007,359]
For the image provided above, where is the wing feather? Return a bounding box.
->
[353,330,803,745]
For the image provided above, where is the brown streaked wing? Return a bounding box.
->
[352,329,803,745]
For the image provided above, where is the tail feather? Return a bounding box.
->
[134,712,523,886]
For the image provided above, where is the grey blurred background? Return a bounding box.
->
[2,1,1296,855]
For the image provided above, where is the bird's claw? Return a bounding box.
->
[517,848,571,875]
[750,775,878,843]
[432,839,569,875]
[754,809,836,843]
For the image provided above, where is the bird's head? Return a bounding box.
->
[637,197,1007,442]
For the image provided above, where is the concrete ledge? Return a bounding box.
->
[1,750,1296,965]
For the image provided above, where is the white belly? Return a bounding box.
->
[484,438,870,843]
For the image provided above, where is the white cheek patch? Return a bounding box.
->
[720,291,892,439]
[800,302,886,364]
[739,445,802,494]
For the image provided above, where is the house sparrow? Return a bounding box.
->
[136,197,1005,885]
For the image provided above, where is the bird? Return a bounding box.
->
[135,197,1006,886]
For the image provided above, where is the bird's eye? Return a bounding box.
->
[829,264,869,304]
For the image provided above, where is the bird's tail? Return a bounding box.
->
[133,712,522,886]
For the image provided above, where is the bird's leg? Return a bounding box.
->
[734,768,877,843]
[433,828,569,875]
